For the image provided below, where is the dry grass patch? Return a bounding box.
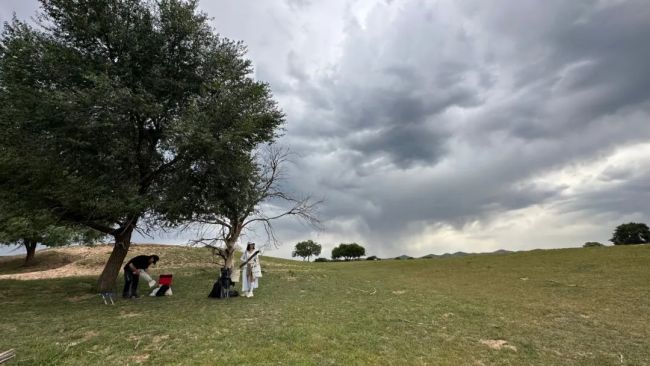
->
[479,339,517,351]
[120,311,142,319]
[67,294,97,302]
[129,354,150,364]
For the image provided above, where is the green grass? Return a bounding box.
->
[1,245,649,365]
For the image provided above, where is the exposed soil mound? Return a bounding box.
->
[0,244,216,280]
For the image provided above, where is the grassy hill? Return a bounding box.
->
[1,244,649,365]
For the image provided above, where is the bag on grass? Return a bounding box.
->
[208,268,238,299]
[208,280,223,298]
[155,285,170,296]
[149,285,172,296]
[208,280,237,298]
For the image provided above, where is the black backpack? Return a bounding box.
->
[208,268,238,298]
[155,285,170,297]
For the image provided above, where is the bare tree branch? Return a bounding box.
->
[183,144,323,265]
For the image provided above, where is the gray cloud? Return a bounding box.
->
[275,0,650,256]
[347,123,449,167]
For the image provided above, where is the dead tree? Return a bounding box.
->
[186,146,321,268]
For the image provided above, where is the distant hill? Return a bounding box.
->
[420,249,513,259]
[394,255,414,260]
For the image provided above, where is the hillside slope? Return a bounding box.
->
[1,244,649,365]
[0,244,220,280]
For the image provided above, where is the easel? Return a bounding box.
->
[100,292,115,305]
[0,349,15,364]
[219,267,233,299]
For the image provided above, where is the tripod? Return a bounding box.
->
[219,267,233,299]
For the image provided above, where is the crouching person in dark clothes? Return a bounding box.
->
[123,255,159,299]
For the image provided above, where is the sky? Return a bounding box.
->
[2,0,650,259]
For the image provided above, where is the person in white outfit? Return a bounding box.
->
[240,242,262,298]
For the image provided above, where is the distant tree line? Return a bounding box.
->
[292,240,321,262]
[292,241,370,262]
[332,243,365,260]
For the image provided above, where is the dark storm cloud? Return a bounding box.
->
[346,123,449,167]
[274,0,650,256]
[288,5,487,166]
[464,0,650,139]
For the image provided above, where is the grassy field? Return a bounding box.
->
[0,244,649,365]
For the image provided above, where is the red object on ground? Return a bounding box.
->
[158,274,173,286]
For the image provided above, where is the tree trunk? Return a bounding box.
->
[224,224,242,269]
[224,238,237,269]
[96,226,134,292]
[24,240,37,265]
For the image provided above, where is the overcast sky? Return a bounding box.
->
[2,0,650,259]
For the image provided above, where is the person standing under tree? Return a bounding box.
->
[123,254,159,298]
[240,243,262,298]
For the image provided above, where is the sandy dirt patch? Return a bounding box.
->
[0,244,201,280]
[0,262,99,280]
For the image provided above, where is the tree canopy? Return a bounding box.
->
[0,192,103,264]
[0,0,284,290]
[0,209,101,264]
[610,223,650,245]
[332,243,365,260]
[292,240,322,262]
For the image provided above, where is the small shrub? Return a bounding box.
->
[583,242,605,248]
[366,255,380,261]
[314,257,329,262]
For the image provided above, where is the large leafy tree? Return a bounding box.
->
[0,0,283,291]
[610,223,650,245]
[0,187,103,265]
[0,211,102,265]
[292,240,322,262]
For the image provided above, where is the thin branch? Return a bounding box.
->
[139,155,182,192]
[243,197,322,228]
[57,211,115,235]
[192,217,233,229]
[183,144,322,253]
